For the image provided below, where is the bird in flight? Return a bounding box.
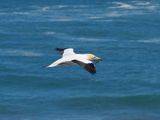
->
[47,48,101,74]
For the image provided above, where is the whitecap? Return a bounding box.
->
[107,11,123,17]
[41,6,50,11]
[44,31,56,35]
[95,19,113,22]
[51,32,116,42]
[0,49,43,57]
[49,17,75,22]
[89,16,103,19]
[112,1,159,11]
[112,2,136,9]
[31,5,69,11]
[135,2,151,6]
[146,5,157,10]
[138,38,160,44]
[12,12,30,15]
[57,5,68,9]
[73,37,105,42]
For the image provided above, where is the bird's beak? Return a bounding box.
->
[95,56,102,61]
[92,56,102,64]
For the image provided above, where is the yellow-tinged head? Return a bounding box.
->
[87,54,96,60]
[87,54,101,61]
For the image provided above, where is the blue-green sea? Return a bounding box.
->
[0,0,160,120]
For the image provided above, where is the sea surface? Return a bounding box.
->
[0,0,160,120]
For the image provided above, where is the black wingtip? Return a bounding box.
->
[88,63,96,74]
[84,63,96,74]
[55,48,67,52]
[72,60,96,74]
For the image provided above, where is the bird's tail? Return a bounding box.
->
[47,62,57,68]
[47,59,63,68]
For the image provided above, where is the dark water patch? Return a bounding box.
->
[0,74,95,91]
[60,95,160,110]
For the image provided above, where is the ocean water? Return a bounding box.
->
[0,0,160,120]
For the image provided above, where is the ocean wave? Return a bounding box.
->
[134,1,151,6]
[106,11,123,17]
[0,4,128,22]
[88,16,103,20]
[60,95,160,109]
[30,5,90,14]
[49,17,75,22]
[0,2,159,23]
[95,19,114,22]
[112,2,136,9]
[111,1,159,11]
[138,38,160,44]
[134,1,158,11]
[44,31,56,35]
[145,5,158,10]
[1,2,158,23]
[71,37,108,42]
[43,31,113,42]
[0,49,43,57]
[43,31,64,37]
[0,12,9,15]
[12,12,30,15]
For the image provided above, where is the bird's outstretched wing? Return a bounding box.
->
[55,48,75,57]
[55,48,67,55]
[72,60,96,74]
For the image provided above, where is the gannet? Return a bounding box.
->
[47,48,101,74]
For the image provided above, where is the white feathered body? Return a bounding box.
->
[48,54,91,67]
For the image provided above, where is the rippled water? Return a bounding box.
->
[0,0,160,120]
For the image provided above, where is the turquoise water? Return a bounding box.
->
[0,0,160,120]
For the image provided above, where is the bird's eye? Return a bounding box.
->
[92,56,96,60]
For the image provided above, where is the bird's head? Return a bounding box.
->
[87,54,102,63]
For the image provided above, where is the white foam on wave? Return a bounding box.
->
[89,16,103,19]
[31,5,82,11]
[134,2,151,6]
[48,32,115,42]
[41,6,50,11]
[107,1,160,17]
[56,5,68,9]
[65,36,116,43]
[112,2,136,9]
[44,31,56,35]
[33,5,69,11]
[43,31,66,38]
[43,30,117,42]
[106,11,123,17]
[145,5,158,10]
[88,16,114,21]
[49,17,74,22]
[111,1,159,11]
[138,38,160,44]
[0,49,43,57]
[3,2,158,23]
[134,1,159,11]
[48,12,78,21]
[12,12,30,15]
[95,19,113,22]
[72,37,106,42]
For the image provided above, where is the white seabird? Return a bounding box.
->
[47,48,101,74]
